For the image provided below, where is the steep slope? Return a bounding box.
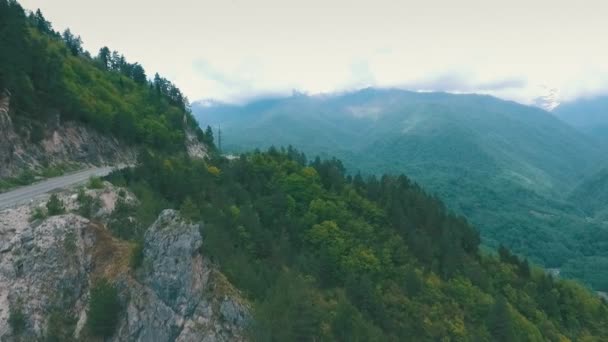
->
[569,168,608,221]
[106,149,608,341]
[553,95,608,147]
[0,184,248,341]
[195,89,601,192]
[0,1,210,180]
[193,89,606,272]
[0,93,136,179]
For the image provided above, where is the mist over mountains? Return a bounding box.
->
[194,88,608,288]
[554,95,608,147]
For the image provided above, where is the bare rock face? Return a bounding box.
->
[0,93,136,178]
[185,129,208,160]
[114,210,248,342]
[0,214,93,340]
[0,187,249,342]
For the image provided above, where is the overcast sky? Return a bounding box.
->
[19,0,608,105]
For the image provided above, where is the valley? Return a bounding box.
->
[194,89,608,290]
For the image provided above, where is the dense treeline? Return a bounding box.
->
[108,147,608,341]
[192,88,608,292]
[0,0,212,152]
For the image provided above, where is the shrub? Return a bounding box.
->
[46,194,65,216]
[179,197,200,222]
[87,279,121,338]
[88,176,104,189]
[30,206,47,221]
[46,310,76,342]
[8,303,26,335]
[76,189,100,218]
[130,241,144,270]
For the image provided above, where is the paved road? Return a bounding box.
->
[0,166,116,210]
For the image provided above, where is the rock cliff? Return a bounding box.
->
[0,185,248,341]
[0,92,136,179]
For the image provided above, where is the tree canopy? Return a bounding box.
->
[0,0,214,153]
[106,147,608,341]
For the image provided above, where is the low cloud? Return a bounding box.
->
[402,72,527,93]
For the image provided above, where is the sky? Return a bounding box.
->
[19,0,608,106]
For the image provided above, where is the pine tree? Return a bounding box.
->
[47,194,65,216]
[87,279,120,338]
[488,297,516,342]
[98,47,111,70]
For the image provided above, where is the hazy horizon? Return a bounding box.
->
[19,0,608,106]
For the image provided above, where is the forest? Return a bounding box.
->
[106,146,608,341]
[4,0,608,340]
[0,0,213,153]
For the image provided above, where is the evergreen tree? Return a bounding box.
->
[87,279,121,338]
[32,9,52,34]
[97,46,111,70]
[62,29,82,56]
[488,297,516,342]
[47,194,65,216]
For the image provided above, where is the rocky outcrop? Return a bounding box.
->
[0,92,136,178]
[0,186,249,341]
[114,210,248,342]
[185,129,208,160]
[0,214,92,340]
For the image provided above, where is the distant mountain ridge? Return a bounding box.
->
[193,88,608,284]
[194,88,602,192]
[553,95,608,147]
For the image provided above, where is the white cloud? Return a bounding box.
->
[19,0,608,104]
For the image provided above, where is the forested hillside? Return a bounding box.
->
[554,96,608,148]
[193,89,608,290]
[0,0,212,154]
[4,1,608,340]
[106,147,608,341]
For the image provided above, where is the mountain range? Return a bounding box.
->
[4,0,608,339]
[194,88,608,289]
[554,95,608,147]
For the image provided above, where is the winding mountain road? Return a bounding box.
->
[0,166,116,210]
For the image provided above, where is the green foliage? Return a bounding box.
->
[112,147,608,340]
[0,163,81,193]
[0,0,202,155]
[30,206,47,221]
[76,188,100,218]
[8,303,26,335]
[193,89,608,290]
[108,198,139,240]
[487,297,516,342]
[130,241,144,270]
[45,310,76,342]
[179,197,200,222]
[46,194,65,216]
[87,279,121,338]
[87,176,104,189]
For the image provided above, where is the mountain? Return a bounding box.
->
[0,0,212,183]
[5,1,608,340]
[570,168,608,221]
[533,87,560,111]
[553,95,608,147]
[193,88,608,280]
[112,149,608,341]
[195,89,601,191]
[0,184,248,341]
